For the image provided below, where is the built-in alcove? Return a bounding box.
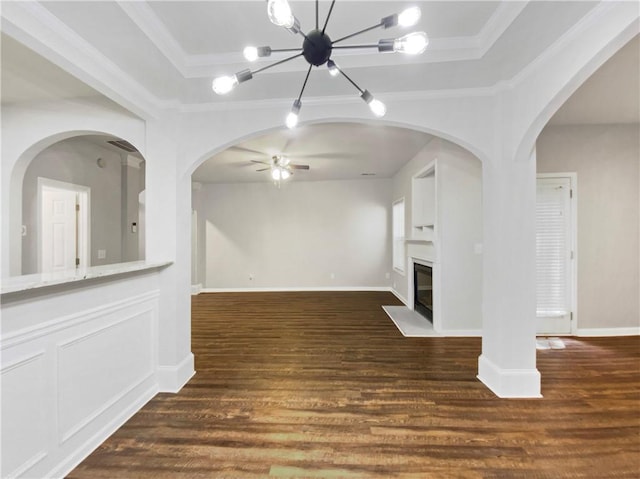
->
[411,162,436,243]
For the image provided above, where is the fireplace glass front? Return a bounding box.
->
[414,263,433,323]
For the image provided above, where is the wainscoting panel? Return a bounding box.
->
[0,352,48,478]
[0,287,160,479]
[58,308,155,443]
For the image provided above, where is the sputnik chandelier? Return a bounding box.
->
[212,0,428,128]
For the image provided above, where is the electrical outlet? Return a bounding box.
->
[98,249,106,259]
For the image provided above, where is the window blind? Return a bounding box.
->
[393,199,405,272]
[536,178,571,317]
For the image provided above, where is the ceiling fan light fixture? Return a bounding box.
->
[361,90,386,117]
[267,0,295,28]
[271,167,282,181]
[280,168,291,180]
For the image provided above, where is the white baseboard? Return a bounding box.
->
[440,329,482,337]
[201,286,393,293]
[48,383,158,479]
[576,327,640,337]
[477,354,542,398]
[390,288,408,306]
[158,353,195,393]
[191,284,202,295]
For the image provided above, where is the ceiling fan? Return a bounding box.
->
[251,154,310,182]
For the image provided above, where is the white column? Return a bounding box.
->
[145,116,195,393]
[478,148,541,398]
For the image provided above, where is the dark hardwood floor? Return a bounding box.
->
[68,292,640,478]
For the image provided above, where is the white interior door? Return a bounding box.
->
[39,178,90,273]
[536,175,575,334]
[41,188,77,273]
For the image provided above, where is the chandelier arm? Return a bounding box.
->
[331,44,378,50]
[269,47,306,53]
[332,24,382,44]
[252,52,304,75]
[297,64,314,102]
[337,68,364,95]
[316,0,319,30]
[321,0,336,34]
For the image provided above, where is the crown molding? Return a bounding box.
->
[118,1,530,79]
[178,86,498,113]
[1,1,162,120]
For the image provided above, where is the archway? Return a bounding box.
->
[6,131,146,276]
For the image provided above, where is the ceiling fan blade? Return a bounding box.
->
[229,145,267,156]
[251,159,271,165]
[290,164,310,170]
[256,167,270,172]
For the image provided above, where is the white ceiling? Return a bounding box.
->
[1,2,638,184]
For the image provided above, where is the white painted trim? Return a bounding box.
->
[191,283,202,295]
[576,327,640,337]
[157,352,195,393]
[390,288,408,306]
[1,290,160,349]
[200,286,392,293]
[46,384,158,479]
[118,1,527,79]
[477,354,542,398]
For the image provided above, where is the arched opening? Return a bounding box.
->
[190,120,484,335]
[12,132,146,276]
[534,35,639,338]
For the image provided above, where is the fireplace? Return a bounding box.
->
[413,262,433,323]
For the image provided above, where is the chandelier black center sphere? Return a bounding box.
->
[211,0,429,129]
[303,30,333,66]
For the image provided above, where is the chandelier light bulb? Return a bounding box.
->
[286,112,299,129]
[361,90,386,118]
[267,0,295,28]
[327,60,340,77]
[211,75,238,95]
[243,46,259,62]
[394,32,429,55]
[368,98,387,117]
[398,7,421,27]
[286,99,302,129]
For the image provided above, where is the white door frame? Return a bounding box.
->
[37,177,91,272]
[536,172,578,335]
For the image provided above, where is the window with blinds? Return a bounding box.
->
[536,177,572,317]
[393,199,405,272]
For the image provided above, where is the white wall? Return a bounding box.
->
[391,138,483,333]
[537,124,640,330]
[195,179,392,289]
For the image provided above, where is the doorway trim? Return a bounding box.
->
[37,177,91,272]
[536,172,578,335]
